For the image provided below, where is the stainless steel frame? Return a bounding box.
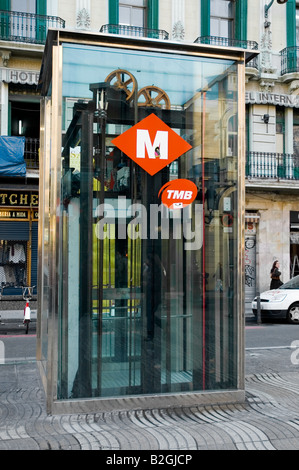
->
[38,29,255,414]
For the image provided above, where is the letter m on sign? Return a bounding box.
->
[136,130,168,159]
[111,113,192,176]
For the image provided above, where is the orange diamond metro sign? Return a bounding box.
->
[111,113,192,176]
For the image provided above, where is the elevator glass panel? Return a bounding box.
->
[58,43,239,400]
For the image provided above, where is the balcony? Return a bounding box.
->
[280,47,299,75]
[0,10,65,45]
[195,36,259,69]
[246,152,299,181]
[194,36,258,50]
[100,24,169,40]
[24,138,39,170]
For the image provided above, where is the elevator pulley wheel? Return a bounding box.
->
[137,86,171,109]
[105,69,137,102]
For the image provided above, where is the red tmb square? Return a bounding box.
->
[112,113,192,176]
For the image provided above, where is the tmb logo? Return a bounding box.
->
[112,113,192,176]
[158,179,198,209]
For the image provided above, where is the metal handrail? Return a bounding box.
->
[194,36,258,50]
[246,151,299,180]
[0,10,65,44]
[24,137,39,169]
[100,24,169,40]
[280,46,299,75]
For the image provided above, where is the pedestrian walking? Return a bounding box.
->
[270,260,283,290]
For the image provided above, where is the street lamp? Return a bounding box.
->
[265,0,288,19]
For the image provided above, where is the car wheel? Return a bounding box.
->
[287,303,299,324]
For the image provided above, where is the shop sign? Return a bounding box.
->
[221,214,233,227]
[112,113,192,176]
[0,210,28,219]
[245,91,299,108]
[158,179,198,209]
[0,191,38,207]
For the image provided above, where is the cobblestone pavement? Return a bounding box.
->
[1,359,299,450]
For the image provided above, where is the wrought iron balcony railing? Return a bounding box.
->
[24,138,39,169]
[100,24,169,40]
[246,56,259,69]
[0,10,65,45]
[194,36,258,50]
[246,152,299,180]
[195,36,259,69]
[280,46,299,75]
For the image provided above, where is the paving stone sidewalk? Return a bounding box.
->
[1,360,299,450]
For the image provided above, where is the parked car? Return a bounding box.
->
[252,275,299,324]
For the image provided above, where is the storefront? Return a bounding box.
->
[0,191,38,297]
[38,29,252,413]
[0,57,41,301]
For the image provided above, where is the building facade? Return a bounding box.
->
[0,0,298,405]
[0,0,63,300]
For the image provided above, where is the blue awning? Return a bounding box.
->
[0,136,26,177]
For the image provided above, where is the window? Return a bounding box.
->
[119,0,146,27]
[293,108,299,163]
[210,0,235,38]
[297,5,299,46]
[228,114,237,156]
[10,0,36,41]
[11,0,35,13]
[276,106,285,155]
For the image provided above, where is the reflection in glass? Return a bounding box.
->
[57,44,239,400]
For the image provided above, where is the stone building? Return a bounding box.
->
[0,0,298,407]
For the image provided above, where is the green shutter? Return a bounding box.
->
[201,0,210,37]
[36,0,47,43]
[36,0,46,15]
[0,0,9,38]
[286,0,296,73]
[0,0,9,10]
[235,0,247,41]
[286,0,296,48]
[109,0,119,24]
[148,0,159,30]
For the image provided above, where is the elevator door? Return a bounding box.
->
[57,49,241,401]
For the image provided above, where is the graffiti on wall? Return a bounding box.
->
[245,237,256,288]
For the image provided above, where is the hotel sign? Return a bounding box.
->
[245,91,299,108]
[0,191,38,207]
[2,68,40,85]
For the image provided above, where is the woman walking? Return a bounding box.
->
[270,260,283,290]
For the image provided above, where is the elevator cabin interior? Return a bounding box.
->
[59,64,239,400]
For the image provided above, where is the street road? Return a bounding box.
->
[1,315,299,377]
[245,315,299,375]
[0,319,36,364]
